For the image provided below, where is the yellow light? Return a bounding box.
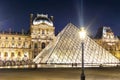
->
[79,27,86,40]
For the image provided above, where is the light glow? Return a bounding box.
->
[79,27,86,40]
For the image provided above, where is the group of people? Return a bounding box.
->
[0,55,33,66]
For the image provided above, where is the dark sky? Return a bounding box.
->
[0,0,120,36]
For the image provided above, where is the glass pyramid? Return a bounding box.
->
[33,23,119,67]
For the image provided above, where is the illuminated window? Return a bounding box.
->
[29,44,31,48]
[47,29,49,34]
[12,43,14,46]
[18,37,21,40]
[12,37,14,40]
[23,42,25,47]
[41,42,45,49]
[4,52,8,57]
[34,43,38,48]
[42,30,45,34]
[11,52,14,57]
[18,52,21,56]
[6,37,8,39]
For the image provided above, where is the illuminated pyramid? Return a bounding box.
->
[33,23,119,66]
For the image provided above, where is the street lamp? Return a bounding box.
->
[79,27,86,80]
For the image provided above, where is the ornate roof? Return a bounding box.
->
[33,14,53,26]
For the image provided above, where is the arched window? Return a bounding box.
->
[42,30,45,34]
[29,44,31,48]
[41,42,45,49]
[4,52,8,57]
[12,37,14,40]
[23,42,25,47]
[34,43,38,48]
[18,37,21,40]
[18,52,21,56]
[12,43,14,47]
[47,29,49,34]
[11,52,14,57]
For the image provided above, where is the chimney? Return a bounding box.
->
[30,13,33,26]
[50,16,54,22]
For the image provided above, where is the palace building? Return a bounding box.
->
[0,13,120,67]
[94,27,120,59]
[0,14,55,64]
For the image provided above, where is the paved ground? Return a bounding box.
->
[0,67,120,80]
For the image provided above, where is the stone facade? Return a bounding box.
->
[94,26,120,59]
[0,14,119,66]
[0,14,55,64]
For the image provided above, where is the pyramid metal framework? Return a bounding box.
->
[33,23,119,67]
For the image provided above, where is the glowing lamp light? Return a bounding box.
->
[79,27,86,80]
[79,27,86,40]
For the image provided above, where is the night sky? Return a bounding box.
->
[0,0,120,36]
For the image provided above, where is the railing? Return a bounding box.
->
[0,61,120,69]
[36,63,120,68]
